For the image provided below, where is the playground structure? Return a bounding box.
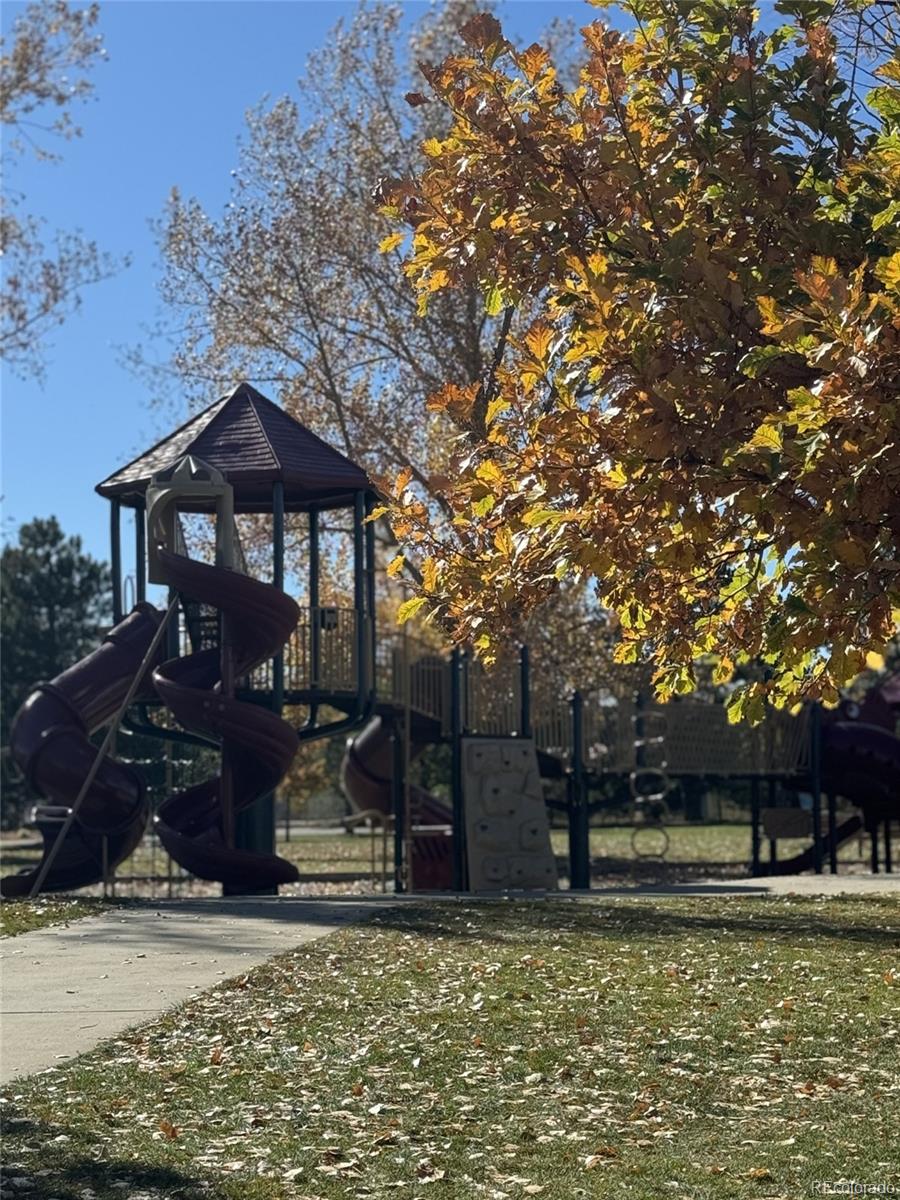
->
[2,382,899,899]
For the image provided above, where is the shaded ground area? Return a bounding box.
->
[3,822,887,902]
[2,895,898,1199]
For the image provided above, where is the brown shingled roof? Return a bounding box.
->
[96,383,372,512]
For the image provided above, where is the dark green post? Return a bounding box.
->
[110,499,123,624]
[568,691,589,889]
[135,500,146,604]
[364,494,377,706]
[827,789,838,874]
[810,703,823,874]
[392,721,406,894]
[228,481,284,894]
[353,492,366,702]
[272,481,285,715]
[519,644,532,739]
[450,647,466,891]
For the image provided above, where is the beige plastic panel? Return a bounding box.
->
[462,738,558,892]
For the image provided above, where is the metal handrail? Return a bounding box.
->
[340,808,393,892]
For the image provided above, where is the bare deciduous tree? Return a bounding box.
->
[1,1,123,379]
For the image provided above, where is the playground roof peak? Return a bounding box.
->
[95,382,372,512]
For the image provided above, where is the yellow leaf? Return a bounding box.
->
[397,595,428,624]
[493,527,513,555]
[875,251,900,293]
[422,137,443,158]
[394,467,413,496]
[378,232,404,254]
[524,319,553,363]
[757,295,783,334]
[421,557,438,592]
[606,462,628,489]
[748,424,783,453]
[866,650,885,670]
[486,395,509,426]
[386,554,405,578]
[475,459,504,487]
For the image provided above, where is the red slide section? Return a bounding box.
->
[1,605,163,898]
[341,715,453,888]
[152,548,301,890]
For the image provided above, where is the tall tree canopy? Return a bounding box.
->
[382,0,900,718]
[0,1,120,379]
[151,2,581,515]
[151,1,616,676]
[1,517,110,826]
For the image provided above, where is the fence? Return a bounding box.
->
[30,596,819,898]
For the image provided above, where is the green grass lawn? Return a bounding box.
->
[0,896,115,937]
[2,896,898,1199]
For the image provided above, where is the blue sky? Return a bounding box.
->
[1,0,590,572]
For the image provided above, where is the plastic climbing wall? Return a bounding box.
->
[462,738,558,892]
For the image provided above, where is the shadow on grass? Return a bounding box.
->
[365,895,900,949]
[1,1105,211,1199]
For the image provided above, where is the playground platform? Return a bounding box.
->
[2,877,897,1083]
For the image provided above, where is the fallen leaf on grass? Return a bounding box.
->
[585,1147,618,1168]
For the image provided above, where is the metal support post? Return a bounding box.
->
[450,647,466,891]
[750,777,761,877]
[827,790,838,874]
[568,691,589,889]
[110,499,123,624]
[519,644,532,739]
[392,721,406,894]
[135,500,146,605]
[810,703,823,874]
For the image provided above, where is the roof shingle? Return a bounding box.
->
[96,383,371,512]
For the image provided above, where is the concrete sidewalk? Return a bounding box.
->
[0,898,380,1084]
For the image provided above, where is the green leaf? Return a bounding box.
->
[485,283,504,317]
[872,200,900,232]
[738,344,786,379]
[397,595,428,624]
[867,86,900,124]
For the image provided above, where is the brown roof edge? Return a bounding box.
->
[95,381,372,501]
[94,391,232,498]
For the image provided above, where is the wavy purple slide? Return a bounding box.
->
[770,684,900,875]
[1,605,163,897]
[1,547,302,897]
[151,548,301,889]
[341,715,453,889]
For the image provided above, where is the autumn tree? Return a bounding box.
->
[382,0,900,718]
[146,1,617,689]
[1,0,121,379]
